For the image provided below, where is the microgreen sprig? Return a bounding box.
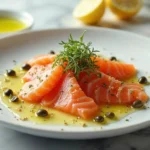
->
[53,31,100,78]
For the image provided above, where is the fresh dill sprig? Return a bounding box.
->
[52,31,100,78]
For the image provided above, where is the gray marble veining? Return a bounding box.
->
[0,0,150,150]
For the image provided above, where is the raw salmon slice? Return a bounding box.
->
[26,54,136,81]
[23,65,46,82]
[79,72,148,105]
[19,64,63,103]
[41,72,99,119]
[94,57,136,80]
[27,54,56,66]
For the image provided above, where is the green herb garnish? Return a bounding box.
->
[53,31,100,78]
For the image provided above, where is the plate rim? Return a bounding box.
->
[0,26,150,42]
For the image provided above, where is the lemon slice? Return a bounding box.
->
[73,0,105,24]
[106,0,143,19]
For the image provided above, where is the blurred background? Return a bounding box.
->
[0,0,149,37]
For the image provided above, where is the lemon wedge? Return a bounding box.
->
[106,0,143,19]
[73,0,105,24]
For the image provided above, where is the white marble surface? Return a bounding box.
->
[0,0,150,150]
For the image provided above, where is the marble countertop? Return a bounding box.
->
[0,0,150,150]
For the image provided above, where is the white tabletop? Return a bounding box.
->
[0,0,150,150]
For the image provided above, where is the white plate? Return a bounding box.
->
[0,27,150,139]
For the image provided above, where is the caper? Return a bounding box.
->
[94,116,104,123]
[105,112,115,119]
[6,69,16,76]
[36,109,48,117]
[110,56,117,61]
[138,76,148,84]
[4,89,13,96]
[132,100,143,108]
[22,64,31,70]
[10,96,19,102]
[49,50,55,54]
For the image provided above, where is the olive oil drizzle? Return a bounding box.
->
[0,66,137,126]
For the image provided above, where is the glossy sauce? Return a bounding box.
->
[0,17,27,33]
[0,66,137,126]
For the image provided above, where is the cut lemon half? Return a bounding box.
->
[73,0,105,24]
[106,0,143,19]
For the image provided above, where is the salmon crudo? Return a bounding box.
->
[3,32,149,121]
